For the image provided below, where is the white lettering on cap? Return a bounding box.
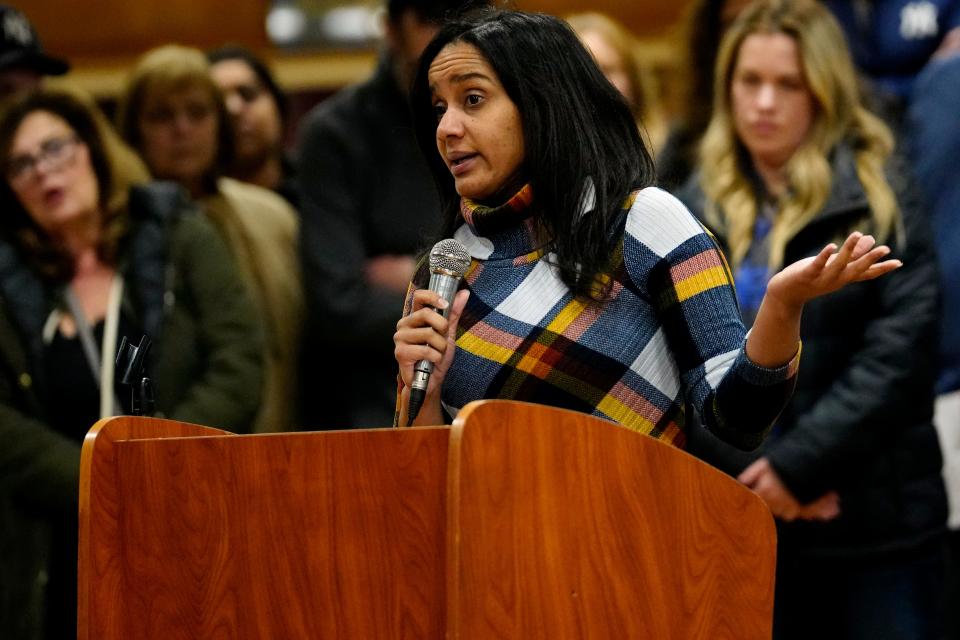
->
[3,12,35,47]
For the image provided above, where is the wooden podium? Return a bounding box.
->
[78,400,775,639]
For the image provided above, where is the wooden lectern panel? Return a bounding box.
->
[446,401,776,639]
[80,403,776,638]
[79,417,449,639]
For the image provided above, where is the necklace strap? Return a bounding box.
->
[64,274,125,418]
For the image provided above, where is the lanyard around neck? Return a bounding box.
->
[63,274,125,419]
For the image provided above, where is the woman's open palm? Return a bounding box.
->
[766,232,901,308]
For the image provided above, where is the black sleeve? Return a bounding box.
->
[767,176,941,502]
[296,99,408,346]
[0,329,80,517]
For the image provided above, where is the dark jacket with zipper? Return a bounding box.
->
[0,182,264,638]
[678,145,947,557]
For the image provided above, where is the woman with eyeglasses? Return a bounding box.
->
[0,86,264,639]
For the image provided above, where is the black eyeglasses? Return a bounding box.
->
[6,135,81,188]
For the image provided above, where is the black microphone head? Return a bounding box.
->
[429,238,471,278]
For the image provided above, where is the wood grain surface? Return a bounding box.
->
[79,402,775,639]
[78,417,449,639]
[447,400,776,639]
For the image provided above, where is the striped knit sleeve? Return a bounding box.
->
[622,188,799,450]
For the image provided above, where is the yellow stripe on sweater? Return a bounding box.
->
[674,265,729,302]
[544,297,589,336]
[457,298,587,369]
[457,331,516,365]
[596,395,656,435]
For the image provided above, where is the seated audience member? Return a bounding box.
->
[296,0,487,428]
[207,46,299,208]
[393,9,899,452]
[0,4,68,99]
[566,11,668,153]
[677,1,947,637]
[0,86,263,639]
[117,45,303,432]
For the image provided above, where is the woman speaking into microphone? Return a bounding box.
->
[392,9,898,451]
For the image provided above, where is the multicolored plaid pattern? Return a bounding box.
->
[403,186,799,449]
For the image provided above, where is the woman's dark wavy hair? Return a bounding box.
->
[0,86,150,281]
[410,9,655,299]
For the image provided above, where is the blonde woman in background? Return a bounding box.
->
[566,12,668,154]
[117,45,303,433]
[678,1,946,637]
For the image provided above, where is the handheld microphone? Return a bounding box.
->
[407,238,471,424]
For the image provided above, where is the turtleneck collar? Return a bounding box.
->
[461,184,534,234]
[455,184,549,263]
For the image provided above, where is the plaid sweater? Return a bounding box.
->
[408,185,799,450]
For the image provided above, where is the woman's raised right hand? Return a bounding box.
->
[394,288,471,397]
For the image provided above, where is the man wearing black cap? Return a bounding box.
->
[0,4,68,98]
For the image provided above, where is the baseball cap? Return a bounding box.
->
[0,5,69,75]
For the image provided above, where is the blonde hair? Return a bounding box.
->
[116,45,233,191]
[566,12,668,152]
[699,0,897,269]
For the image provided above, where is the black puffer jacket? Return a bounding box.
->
[678,145,947,556]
